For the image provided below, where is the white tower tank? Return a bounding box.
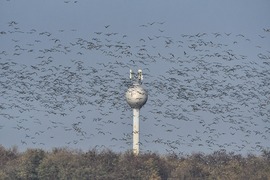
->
[125,69,148,155]
[125,83,148,109]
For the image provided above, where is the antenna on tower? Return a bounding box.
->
[130,68,143,84]
[138,69,143,81]
[130,69,133,80]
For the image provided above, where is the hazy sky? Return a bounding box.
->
[0,0,270,155]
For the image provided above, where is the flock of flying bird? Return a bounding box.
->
[0,19,270,155]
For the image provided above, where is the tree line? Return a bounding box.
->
[0,145,269,180]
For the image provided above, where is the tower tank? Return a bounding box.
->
[125,82,148,109]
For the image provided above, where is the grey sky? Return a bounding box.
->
[0,0,270,155]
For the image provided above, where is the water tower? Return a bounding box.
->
[125,69,148,155]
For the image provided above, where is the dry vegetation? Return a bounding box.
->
[0,145,269,180]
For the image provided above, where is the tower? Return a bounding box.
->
[125,69,148,155]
